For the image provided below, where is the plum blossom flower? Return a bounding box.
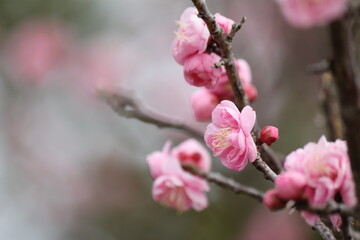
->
[275,0,349,28]
[211,59,257,102]
[171,139,211,172]
[191,89,220,122]
[183,53,223,88]
[171,7,210,65]
[146,140,210,211]
[204,100,257,171]
[264,136,356,229]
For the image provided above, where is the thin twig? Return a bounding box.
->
[320,72,343,140]
[228,17,246,41]
[295,200,357,218]
[307,60,330,75]
[251,153,277,182]
[313,221,337,240]
[101,90,203,140]
[182,163,264,201]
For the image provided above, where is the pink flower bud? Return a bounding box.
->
[263,189,286,210]
[183,53,222,88]
[275,172,306,200]
[260,126,279,146]
[191,89,220,122]
[244,84,258,103]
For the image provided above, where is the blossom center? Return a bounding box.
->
[211,127,232,151]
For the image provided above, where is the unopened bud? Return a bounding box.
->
[263,189,286,210]
[244,84,258,103]
[260,126,279,146]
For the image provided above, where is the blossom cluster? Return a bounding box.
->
[146,139,211,211]
[264,136,357,229]
[171,8,257,122]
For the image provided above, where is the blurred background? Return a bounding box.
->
[0,0,332,239]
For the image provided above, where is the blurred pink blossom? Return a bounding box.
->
[70,37,124,97]
[150,150,209,212]
[264,136,356,229]
[171,138,211,172]
[171,7,210,65]
[5,20,69,84]
[190,89,220,122]
[147,139,211,175]
[204,101,257,171]
[275,0,349,28]
[183,53,222,88]
[214,13,235,34]
[239,207,310,240]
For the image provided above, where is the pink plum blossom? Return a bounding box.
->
[275,0,349,28]
[244,84,258,103]
[183,53,223,88]
[171,7,210,65]
[275,172,306,200]
[284,136,356,207]
[214,13,235,34]
[204,100,257,171]
[146,141,172,179]
[265,136,356,229]
[212,59,257,101]
[190,89,220,122]
[148,145,209,212]
[263,189,287,210]
[171,139,212,172]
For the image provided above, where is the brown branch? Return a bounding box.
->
[329,11,360,215]
[320,72,344,140]
[295,200,357,218]
[101,90,204,140]
[313,221,337,240]
[182,163,264,201]
[228,17,246,41]
[341,216,354,240]
[252,153,277,182]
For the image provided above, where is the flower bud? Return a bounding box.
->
[191,89,219,122]
[275,172,306,200]
[263,189,286,210]
[244,84,258,103]
[260,126,279,146]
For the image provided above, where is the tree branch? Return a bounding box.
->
[182,163,264,201]
[252,153,277,182]
[329,11,360,215]
[313,221,337,240]
[191,0,248,110]
[101,90,203,140]
[319,72,344,140]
